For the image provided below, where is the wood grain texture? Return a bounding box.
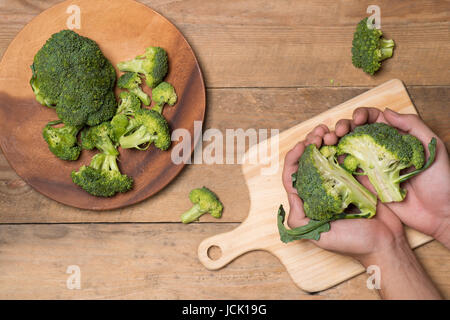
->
[0,223,448,299]
[0,0,448,299]
[0,0,206,210]
[1,0,449,87]
[0,86,447,223]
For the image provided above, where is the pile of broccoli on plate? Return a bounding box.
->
[278,123,437,243]
[31,29,178,197]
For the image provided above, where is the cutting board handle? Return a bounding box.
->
[198,225,259,270]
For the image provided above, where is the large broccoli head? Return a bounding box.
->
[181,187,224,223]
[338,122,436,202]
[119,109,171,151]
[351,18,395,75]
[71,153,133,197]
[117,46,168,88]
[31,30,117,126]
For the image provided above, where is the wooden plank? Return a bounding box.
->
[0,223,448,299]
[0,86,448,223]
[0,0,449,87]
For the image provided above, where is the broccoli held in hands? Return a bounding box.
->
[71,153,133,197]
[119,109,171,151]
[117,46,168,88]
[277,144,377,243]
[42,120,82,161]
[117,72,150,106]
[338,123,436,203]
[181,187,223,224]
[351,18,395,75]
[152,82,177,114]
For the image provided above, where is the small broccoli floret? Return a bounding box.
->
[42,120,81,161]
[71,153,133,197]
[81,122,118,156]
[117,72,150,105]
[116,91,142,115]
[181,187,223,223]
[342,155,359,173]
[110,114,129,144]
[337,123,436,202]
[117,47,168,88]
[319,145,337,158]
[351,18,395,75]
[119,109,171,151]
[151,82,177,114]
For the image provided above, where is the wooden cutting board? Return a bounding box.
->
[198,79,433,293]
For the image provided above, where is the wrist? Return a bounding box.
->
[358,234,411,268]
[432,216,450,249]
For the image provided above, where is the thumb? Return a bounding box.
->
[383,108,436,143]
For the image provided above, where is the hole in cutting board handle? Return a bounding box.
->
[207,245,222,260]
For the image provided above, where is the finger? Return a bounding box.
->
[306,135,323,148]
[383,108,436,143]
[287,193,306,227]
[323,132,339,145]
[312,124,329,137]
[352,107,383,126]
[282,142,305,193]
[335,119,352,137]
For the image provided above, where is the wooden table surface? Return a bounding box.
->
[0,0,449,299]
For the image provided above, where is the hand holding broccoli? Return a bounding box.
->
[336,107,450,248]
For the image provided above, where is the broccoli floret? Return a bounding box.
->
[81,122,118,156]
[31,30,117,126]
[117,47,168,88]
[342,155,359,173]
[337,123,436,202]
[181,187,224,223]
[119,109,171,151]
[116,91,142,115]
[151,82,177,114]
[42,120,81,161]
[71,153,133,197]
[110,114,129,144]
[117,72,150,105]
[351,18,395,75]
[277,144,377,242]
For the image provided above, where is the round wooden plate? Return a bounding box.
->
[0,0,205,210]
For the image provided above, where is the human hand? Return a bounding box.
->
[334,108,450,248]
[282,124,405,263]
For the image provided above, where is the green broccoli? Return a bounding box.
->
[338,123,436,202]
[151,82,177,114]
[71,153,133,197]
[110,114,129,144]
[117,47,168,88]
[31,30,117,126]
[181,187,223,224]
[117,72,150,105]
[81,122,118,156]
[116,91,142,115]
[42,120,81,161]
[277,143,377,242]
[119,109,171,151]
[351,18,395,75]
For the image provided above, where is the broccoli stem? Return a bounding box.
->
[119,125,158,150]
[152,103,163,114]
[98,138,119,156]
[131,87,150,106]
[181,203,205,224]
[117,60,143,74]
[380,38,395,60]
